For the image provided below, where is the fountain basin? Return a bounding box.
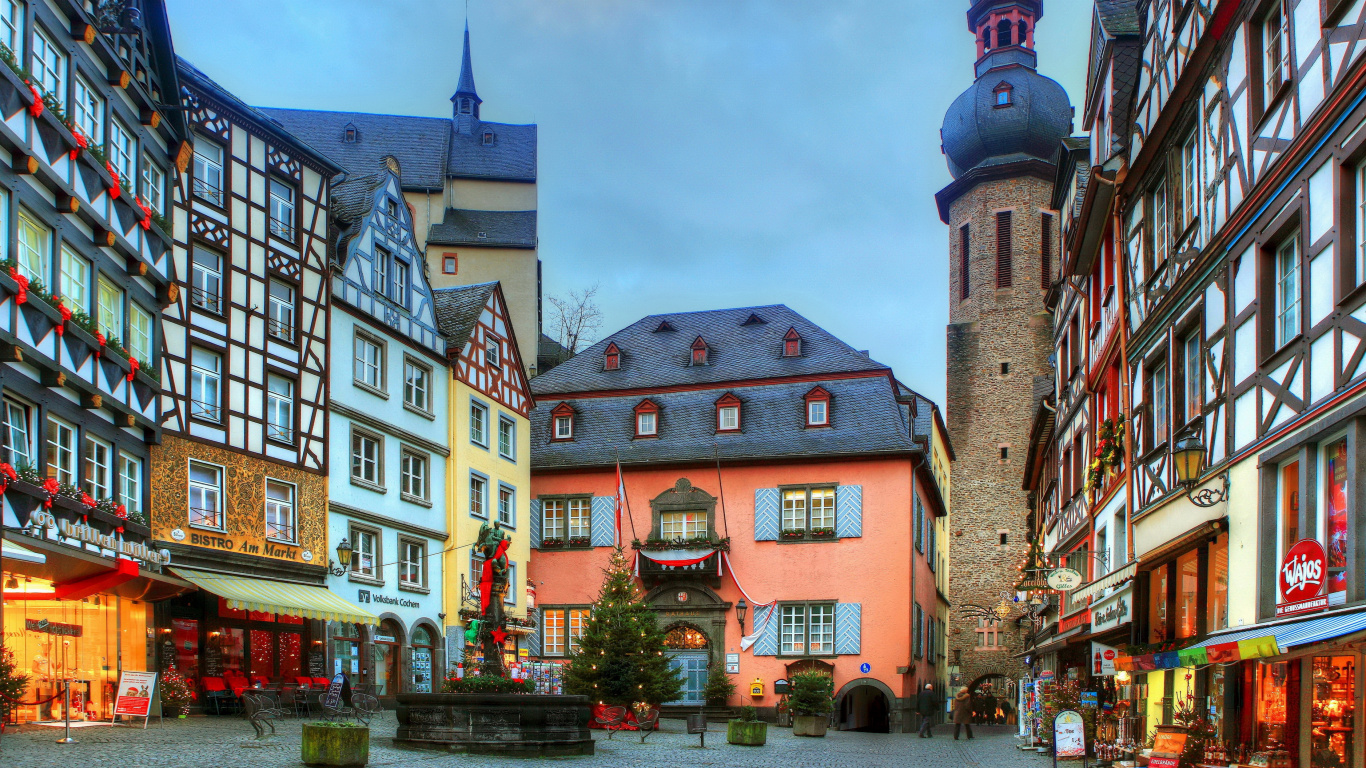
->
[393,693,594,756]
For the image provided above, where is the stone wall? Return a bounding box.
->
[945,173,1057,690]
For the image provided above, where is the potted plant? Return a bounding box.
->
[726,705,767,746]
[788,671,834,737]
[703,664,736,706]
[810,527,836,539]
[302,721,369,767]
[780,528,806,541]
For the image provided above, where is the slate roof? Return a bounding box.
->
[941,54,1073,178]
[431,282,498,348]
[530,305,888,396]
[259,107,536,185]
[177,58,342,174]
[531,375,918,469]
[1096,0,1140,37]
[427,208,537,248]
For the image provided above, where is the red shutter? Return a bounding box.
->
[996,211,1013,288]
[1041,213,1053,289]
[959,225,971,300]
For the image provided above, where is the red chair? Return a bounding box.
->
[312,677,330,688]
[202,677,239,715]
[294,676,313,688]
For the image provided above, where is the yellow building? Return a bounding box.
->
[432,282,535,668]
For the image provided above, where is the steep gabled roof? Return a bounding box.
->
[431,282,498,349]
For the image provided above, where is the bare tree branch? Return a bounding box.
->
[547,283,604,359]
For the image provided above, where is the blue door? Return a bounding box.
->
[667,651,708,705]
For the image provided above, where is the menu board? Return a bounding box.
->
[323,673,346,710]
[307,651,326,677]
[1054,710,1086,758]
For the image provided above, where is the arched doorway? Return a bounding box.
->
[373,619,403,699]
[836,678,894,733]
[410,625,436,693]
[966,673,1014,725]
[663,625,709,705]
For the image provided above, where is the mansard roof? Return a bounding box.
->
[427,208,537,249]
[258,107,537,184]
[530,305,887,397]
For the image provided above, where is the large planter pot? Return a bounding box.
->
[726,719,768,746]
[792,715,828,737]
[301,723,369,767]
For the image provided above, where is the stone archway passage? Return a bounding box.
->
[965,673,1013,725]
[835,677,896,733]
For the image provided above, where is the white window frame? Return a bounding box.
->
[542,608,565,656]
[393,259,408,307]
[636,410,657,436]
[403,358,430,413]
[1152,181,1169,268]
[60,246,90,316]
[30,27,63,106]
[1180,132,1197,233]
[350,525,380,579]
[498,416,515,460]
[3,398,32,467]
[192,136,224,205]
[266,375,294,443]
[1152,363,1169,446]
[141,157,165,216]
[568,497,590,539]
[469,472,488,518]
[264,479,296,543]
[470,400,488,447]
[73,75,103,142]
[188,460,224,530]
[128,303,153,363]
[268,178,295,240]
[780,603,837,656]
[189,347,222,422]
[807,399,828,426]
[16,211,50,286]
[266,280,295,340]
[97,276,124,340]
[542,500,567,541]
[399,539,424,586]
[119,452,142,516]
[498,483,515,527]
[108,118,135,182]
[1276,234,1301,348]
[353,333,384,391]
[1184,332,1202,423]
[400,450,428,502]
[45,416,76,486]
[554,415,573,440]
[660,510,706,539]
[718,405,739,431]
[190,247,223,313]
[1263,1,1290,105]
[82,434,112,499]
[486,339,500,367]
[350,429,382,487]
[0,0,22,60]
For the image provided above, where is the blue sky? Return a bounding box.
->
[166,0,1090,405]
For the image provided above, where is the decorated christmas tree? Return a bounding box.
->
[0,645,30,723]
[562,546,683,706]
[160,663,194,717]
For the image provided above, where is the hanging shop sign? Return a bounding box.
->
[1277,539,1329,617]
[1053,710,1086,761]
[28,509,169,565]
[1090,586,1132,632]
[1058,609,1091,633]
[1047,568,1083,591]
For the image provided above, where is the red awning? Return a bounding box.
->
[4,557,138,600]
[636,549,715,568]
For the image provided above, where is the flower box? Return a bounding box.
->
[810,528,836,539]
[567,537,593,548]
[539,538,564,549]
[779,529,807,541]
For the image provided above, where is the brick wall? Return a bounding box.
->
[945,173,1057,689]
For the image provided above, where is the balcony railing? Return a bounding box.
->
[189,506,221,529]
[190,286,222,315]
[638,551,722,583]
[193,179,223,207]
[1088,286,1118,371]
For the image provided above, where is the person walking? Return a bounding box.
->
[953,689,975,740]
[984,693,998,725]
[916,683,938,738]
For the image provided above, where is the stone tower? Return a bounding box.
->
[936,0,1070,694]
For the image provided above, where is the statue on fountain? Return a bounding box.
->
[474,521,511,677]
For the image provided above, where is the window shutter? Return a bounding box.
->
[835,602,862,655]
[1041,212,1053,289]
[590,496,616,546]
[529,499,542,549]
[754,488,779,541]
[996,210,1013,288]
[928,521,936,571]
[752,604,780,656]
[913,604,922,659]
[835,485,862,538]
[914,496,923,552]
[526,609,542,657]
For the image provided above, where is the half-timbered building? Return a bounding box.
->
[327,157,450,701]
[1112,0,1366,758]
[150,58,377,702]
[0,0,193,724]
[430,281,534,674]
[526,305,948,732]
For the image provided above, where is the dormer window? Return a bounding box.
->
[716,393,741,433]
[994,82,1013,107]
[691,337,709,366]
[603,342,621,371]
[654,320,676,333]
[482,131,495,146]
[634,400,659,438]
[343,123,357,142]
[805,386,831,427]
[551,402,575,441]
[783,327,803,357]
[486,340,500,368]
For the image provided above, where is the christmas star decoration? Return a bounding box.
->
[491,628,508,645]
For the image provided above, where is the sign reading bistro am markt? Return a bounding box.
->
[1277,539,1329,617]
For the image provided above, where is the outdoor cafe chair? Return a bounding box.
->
[636,708,661,743]
[243,693,287,739]
[595,705,629,738]
[351,693,380,726]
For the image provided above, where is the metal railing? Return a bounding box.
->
[269,218,295,241]
[267,317,294,341]
[190,286,222,314]
[189,505,221,529]
[190,399,221,422]
[192,179,223,207]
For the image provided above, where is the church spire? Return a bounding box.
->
[452,21,482,132]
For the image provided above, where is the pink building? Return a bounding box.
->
[526,306,948,732]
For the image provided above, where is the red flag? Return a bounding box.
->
[615,462,626,546]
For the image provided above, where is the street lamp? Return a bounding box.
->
[329,537,352,577]
[1172,432,1228,508]
[735,598,748,634]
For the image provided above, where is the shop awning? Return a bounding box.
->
[173,568,379,625]
[1189,610,1366,653]
[1,537,46,564]
[1070,562,1137,603]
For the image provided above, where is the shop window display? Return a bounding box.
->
[332,623,362,677]
[1310,656,1355,768]
[1149,566,1169,643]
[1255,660,1298,760]
[1207,534,1229,631]
[411,626,434,693]
[1177,549,1198,639]
[1321,438,1348,605]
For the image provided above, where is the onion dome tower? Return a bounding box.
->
[939,0,1071,699]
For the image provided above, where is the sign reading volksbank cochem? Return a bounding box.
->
[1277,539,1328,617]
[28,509,169,566]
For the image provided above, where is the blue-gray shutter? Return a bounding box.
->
[526,609,542,657]
[835,485,863,538]
[529,499,542,548]
[590,496,616,546]
[835,602,862,655]
[754,488,779,541]
[752,604,780,656]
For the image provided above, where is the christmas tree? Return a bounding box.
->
[562,546,683,706]
[0,645,30,723]
[160,663,193,717]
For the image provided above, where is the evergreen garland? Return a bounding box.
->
[561,546,683,706]
[0,645,30,722]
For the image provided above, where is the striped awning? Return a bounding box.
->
[1188,609,1366,651]
[173,568,379,625]
[1070,561,1138,603]
[1,537,46,564]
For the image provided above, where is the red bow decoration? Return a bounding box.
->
[95,330,106,347]
[134,197,152,230]
[25,81,42,118]
[9,267,28,304]
[127,357,139,381]
[80,493,96,509]
[0,462,14,494]
[41,477,59,508]
[116,525,125,534]
[479,538,512,614]
[115,503,127,520]
[105,161,121,199]
[69,127,88,160]
[56,299,71,334]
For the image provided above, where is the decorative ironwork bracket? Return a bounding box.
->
[1186,473,1230,508]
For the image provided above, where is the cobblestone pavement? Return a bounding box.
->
[0,714,1047,768]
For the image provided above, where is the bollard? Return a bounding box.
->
[55,680,76,744]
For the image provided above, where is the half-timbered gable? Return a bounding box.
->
[160,58,337,471]
[332,159,443,357]
[433,282,530,417]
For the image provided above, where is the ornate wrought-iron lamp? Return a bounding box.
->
[1172,432,1228,508]
[329,537,352,577]
[735,598,748,634]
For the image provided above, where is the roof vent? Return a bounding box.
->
[343,122,359,143]
[477,232,488,239]
[741,313,766,326]
[653,320,676,332]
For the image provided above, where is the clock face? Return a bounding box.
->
[676,591,689,603]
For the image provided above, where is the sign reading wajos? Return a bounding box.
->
[1277,539,1328,617]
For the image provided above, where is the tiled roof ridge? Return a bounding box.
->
[257,105,535,130]
[534,367,893,399]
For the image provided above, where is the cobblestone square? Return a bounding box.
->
[0,714,1045,768]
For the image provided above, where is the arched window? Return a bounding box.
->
[411,626,435,693]
[1017,20,1029,47]
[982,26,993,51]
[664,626,709,649]
[997,18,1013,47]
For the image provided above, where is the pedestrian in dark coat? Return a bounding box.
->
[916,683,938,738]
[984,693,998,725]
[952,689,975,740]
